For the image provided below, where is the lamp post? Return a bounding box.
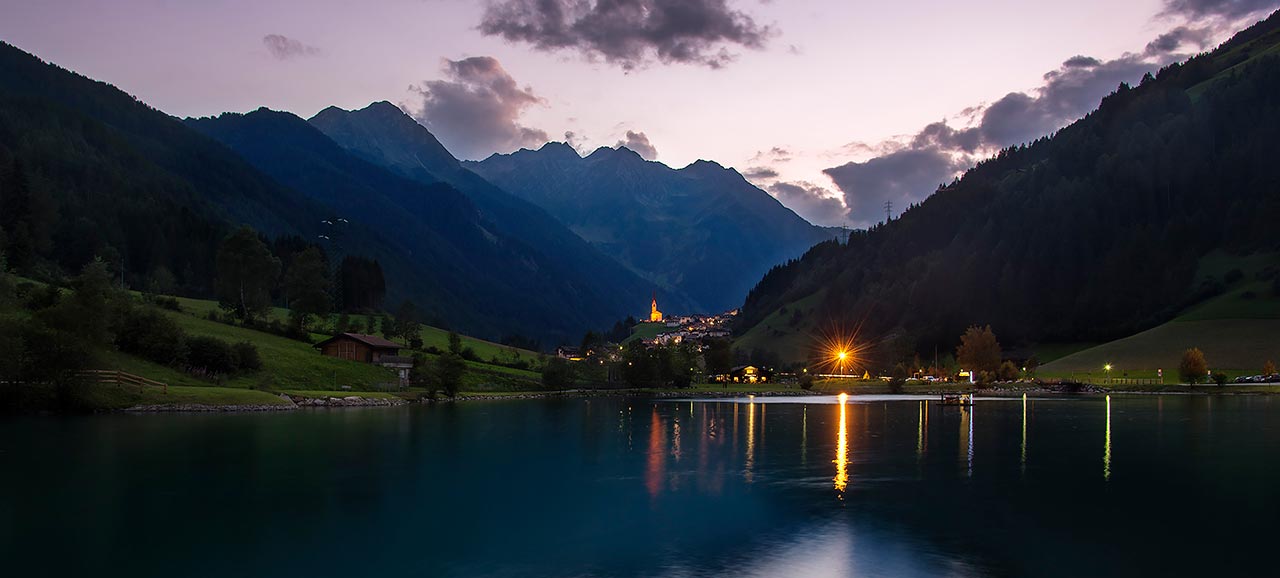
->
[1104,363,1112,384]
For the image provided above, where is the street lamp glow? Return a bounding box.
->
[1104,364,1112,372]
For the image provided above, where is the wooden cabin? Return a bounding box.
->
[314,333,403,363]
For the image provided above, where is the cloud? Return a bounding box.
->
[615,130,658,160]
[824,149,965,227]
[768,181,851,227]
[1162,0,1280,19]
[477,0,775,70]
[262,34,319,60]
[742,166,780,180]
[820,16,1231,228]
[749,146,792,163]
[1144,26,1214,55]
[408,56,549,160]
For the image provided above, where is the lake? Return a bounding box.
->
[3,394,1279,577]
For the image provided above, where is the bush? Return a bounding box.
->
[142,293,182,311]
[186,336,238,375]
[1212,372,1228,387]
[232,341,262,372]
[115,307,188,366]
[798,373,815,390]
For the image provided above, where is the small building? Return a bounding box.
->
[556,346,584,361]
[315,333,404,363]
[724,365,768,384]
[315,333,413,387]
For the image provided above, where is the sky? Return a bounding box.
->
[2,0,1277,227]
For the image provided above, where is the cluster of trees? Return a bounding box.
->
[741,14,1280,358]
[214,226,388,331]
[0,259,263,397]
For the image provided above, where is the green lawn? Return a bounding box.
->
[1038,318,1280,377]
[731,290,826,364]
[170,294,541,366]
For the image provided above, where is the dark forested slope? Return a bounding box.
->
[739,11,1280,362]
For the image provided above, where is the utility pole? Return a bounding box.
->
[884,200,893,223]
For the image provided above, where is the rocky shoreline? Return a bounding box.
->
[124,393,409,412]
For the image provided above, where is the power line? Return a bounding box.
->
[884,200,893,223]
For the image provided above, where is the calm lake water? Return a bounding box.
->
[3,394,1279,577]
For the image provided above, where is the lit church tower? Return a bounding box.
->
[649,292,664,322]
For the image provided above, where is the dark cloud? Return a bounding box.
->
[408,56,549,160]
[615,130,658,160]
[768,181,851,227]
[824,149,965,227]
[262,34,319,60]
[478,0,775,70]
[742,166,780,180]
[821,17,1229,229]
[1162,0,1280,19]
[1062,55,1102,68]
[1145,25,1215,55]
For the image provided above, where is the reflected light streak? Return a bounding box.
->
[834,394,849,496]
[745,400,756,483]
[1021,393,1027,473]
[1104,395,1112,481]
[646,408,665,497]
[960,405,973,477]
[802,405,808,466]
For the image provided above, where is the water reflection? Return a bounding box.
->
[647,408,665,497]
[745,400,756,483]
[960,404,973,477]
[834,394,849,496]
[916,400,928,459]
[1021,393,1028,474]
[1104,395,1112,481]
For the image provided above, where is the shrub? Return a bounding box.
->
[186,336,238,375]
[115,307,188,366]
[798,373,815,390]
[1212,372,1228,387]
[232,341,262,372]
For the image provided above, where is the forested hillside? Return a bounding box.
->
[739,11,1280,364]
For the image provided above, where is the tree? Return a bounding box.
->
[1179,348,1208,384]
[957,325,1001,374]
[1264,360,1276,376]
[216,226,280,321]
[336,256,385,312]
[410,354,438,399]
[541,357,576,389]
[1212,372,1228,387]
[283,247,330,330]
[998,360,1020,381]
[448,330,463,355]
[435,352,466,398]
[704,339,733,376]
[393,301,422,346]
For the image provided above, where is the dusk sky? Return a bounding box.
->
[3,0,1276,227]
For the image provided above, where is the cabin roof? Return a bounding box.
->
[313,332,403,350]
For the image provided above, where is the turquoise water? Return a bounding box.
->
[3,394,1279,577]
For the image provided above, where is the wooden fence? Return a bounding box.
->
[78,370,168,394]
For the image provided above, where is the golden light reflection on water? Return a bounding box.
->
[1104,395,1112,481]
[1021,393,1027,473]
[834,393,849,496]
[745,400,756,483]
[960,404,973,477]
[916,400,928,458]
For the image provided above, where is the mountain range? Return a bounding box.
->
[467,143,833,312]
[0,40,827,345]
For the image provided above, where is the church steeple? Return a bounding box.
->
[649,291,664,322]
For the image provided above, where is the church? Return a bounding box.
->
[649,293,663,322]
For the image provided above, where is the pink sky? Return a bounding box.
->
[2,0,1274,226]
